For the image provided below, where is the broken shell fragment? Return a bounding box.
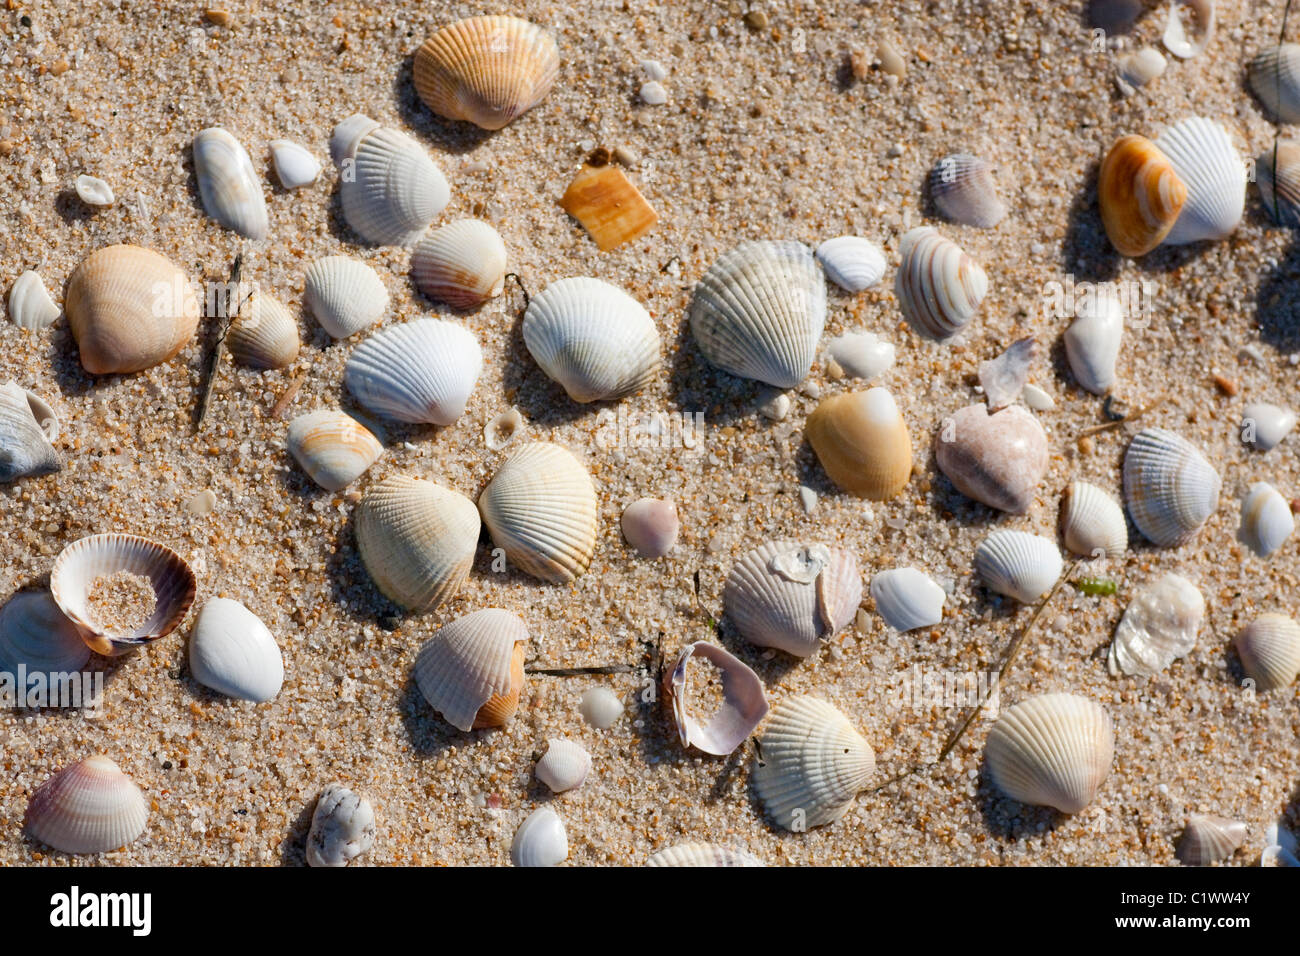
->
[645,843,764,867]
[410,219,508,309]
[1063,288,1124,395]
[1107,572,1204,676]
[1060,480,1128,559]
[192,127,269,240]
[226,290,299,370]
[74,174,114,207]
[285,410,383,492]
[827,331,895,381]
[0,383,59,483]
[815,236,887,292]
[344,319,482,426]
[620,498,679,558]
[1241,402,1296,451]
[1176,814,1247,866]
[928,153,1007,228]
[935,403,1049,514]
[510,807,567,867]
[484,407,525,450]
[1098,135,1187,257]
[805,387,912,500]
[306,783,375,867]
[664,641,769,756]
[1163,0,1215,59]
[1116,47,1167,95]
[8,270,59,331]
[187,597,284,703]
[303,255,389,340]
[269,139,321,190]
[1255,140,1300,228]
[24,755,148,855]
[973,530,1063,604]
[1234,613,1300,691]
[0,590,91,675]
[1122,427,1220,547]
[895,226,988,341]
[1239,481,1294,558]
[332,116,450,246]
[414,608,528,732]
[535,739,591,794]
[870,567,945,631]
[978,337,1036,410]
[560,164,658,251]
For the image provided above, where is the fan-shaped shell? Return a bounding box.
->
[1122,427,1220,547]
[226,290,299,370]
[1248,44,1300,124]
[410,219,507,309]
[65,244,200,375]
[187,597,284,703]
[894,226,988,341]
[522,277,660,403]
[414,16,560,131]
[354,475,480,612]
[805,387,912,501]
[814,236,887,292]
[1108,572,1204,676]
[645,843,765,867]
[1060,480,1128,559]
[192,127,268,240]
[334,118,450,246]
[928,153,1007,228]
[535,739,591,793]
[935,403,1049,514]
[344,319,482,426]
[306,783,375,867]
[0,590,91,675]
[974,530,1063,604]
[1239,481,1294,558]
[984,693,1113,813]
[1255,141,1300,228]
[689,240,826,388]
[1098,135,1187,257]
[0,382,59,483]
[510,807,568,867]
[664,641,769,756]
[25,755,148,855]
[752,696,875,831]
[8,270,59,330]
[1234,613,1300,691]
[1176,814,1247,866]
[478,442,597,584]
[286,410,383,492]
[870,567,945,631]
[1155,117,1244,245]
[303,255,389,339]
[414,608,528,731]
[1063,288,1123,394]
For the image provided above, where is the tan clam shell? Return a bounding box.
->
[1176,814,1248,866]
[1098,135,1187,257]
[413,608,528,731]
[1059,480,1127,559]
[663,641,769,756]
[226,290,299,370]
[410,219,508,309]
[1234,613,1300,691]
[65,244,200,375]
[413,16,560,131]
[805,387,912,500]
[286,410,383,492]
[935,403,1049,514]
[24,755,148,855]
[645,843,765,867]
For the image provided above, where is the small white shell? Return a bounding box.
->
[306,784,375,867]
[1162,0,1215,59]
[645,843,765,867]
[329,114,380,165]
[1122,428,1221,548]
[870,567,945,631]
[1060,480,1128,559]
[269,139,321,190]
[187,597,284,703]
[8,271,60,331]
[523,277,660,403]
[344,319,482,426]
[74,174,114,206]
[1108,572,1205,676]
[1176,814,1247,866]
[827,331,895,382]
[1241,402,1296,451]
[1155,116,1244,245]
[1239,481,1294,558]
[984,693,1113,813]
[1234,613,1300,691]
[579,687,623,729]
[1063,289,1123,395]
[620,498,679,558]
[815,236,887,292]
[973,530,1062,604]
[1261,843,1300,867]
[0,590,91,675]
[1021,383,1056,411]
[303,255,389,340]
[510,807,568,867]
[333,116,450,246]
[192,127,268,240]
[895,226,988,341]
[286,410,383,492]
[25,755,148,854]
[928,154,1007,228]
[226,291,300,370]
[410,219,508,309]
[665,641,769,756]
[0,382,59,483]
[1116,47,1167,95]
[1248,43,1300,123]
[414,608,527,732]
[534,739,591,793]
[752,695,875,831]
[484,407,525,450]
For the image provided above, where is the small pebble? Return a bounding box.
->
[639,81,668,106]
[1077,435,1096,455]
[204,8,232,27]
[877,39,907,78]
[1212,374,1238,396]
[579,687,624,729]
[640,59,668,82]
[612,145,639,167]
[760,392,791,421]
[798,485,818,514]
[744,9,769,30]
[185,489,217,515]
[886,142,904,158]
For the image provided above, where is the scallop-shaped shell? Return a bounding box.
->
[354,475,480,611]
[984,693,1114,814]
[286,410,383,492]
[192,127,268,240]
[50,533,197,657]
[0,382,59,483]
[973,530,1063,604]
[306,783,375,867]
[1063,288,1123,395]
[1108,572,1204,676]
[1255,141,1300,228]
[894,226,988,341]
[1098,135,1187,256]
[9,270,59,330]
[269,139,321,190]
[1241,402,1297,451]
[1122,427,1220,547]
[510,807,568,867]
[344,319,482,426]
[928,153,1007,228]
[413,16,559,131]
[226,290,299,369]
[187,597,284,703]
[664,641,770,756]
[24,756,148,855]
[334,118,450,246]
[1248,44,1300,124]
[1154,117,1244,245]
[535,739,591,793]
[805,387,912,500]
[1176,814,1247,866]
[65,244,200,375]
[689,240,826,389]
[0,590,90,675]
[1060,480,1128,559]
[478,442,597,584]
[522,277,660,403]
[870,567,945,631]
[1239,481,1294,558]
[303,255,389,339]
[752,695,875,831]
[1234,613,1300,691]
[620,497,679,558]
[814,236,887,293]
[415,609,528,732]
[410,219,507,309]
[724,542,861,657]
[645,843,765,867]
[935,403,1049,514]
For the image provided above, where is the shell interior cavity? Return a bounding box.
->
[24,755,148,855]
[9,270,60,331]
[1122,427,1220,547]
[645,842,764,867]
[815,235,887,293]
[306,783,376,867]
[74,174,114,207]
[1155,116,1244,246]
[1063,288,1124,395]
[187,597,284,703]
[665,641,769,756]
[0,590,91,675]
[0,382,60,483]
[973,530,1063,604]
[1234,613,1300,691]
[1239,481,1294,558]
[332,116,450,246]
[303,255,389,339]
[414,608,528,732]
[410,219,508,309]
[894,226,988,341]
[510,807,568,867]
[535,738,591,793]
[1107,572,1205,677]
[1098,135,1187,257]
[870,567,945,631]
[285,409,383,492]
[344,319,483,426]
[928,153,1007,228]
[1176,813,1247,866]
[1060,480,1128,559]
[192,127,268,240]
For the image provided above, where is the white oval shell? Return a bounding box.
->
[25,755,148,855]
[665,641,769,756]
[1060,480,1128,559]
[1063,289,1123,395]
[510,807,567,867]
[1176,814,1247,866]
[414,608,528,732]
[188,597,284,703]
[1234,613,1300,691]
[336,121,450,246]
[579,687,624,729]
[1107,572,1205,676]
[286,409,383,491]
[973,530,1062,604]
[1155,116,1244,245]
[645,843,765,866]
[74,174,114,206]
[1249,43,1300,123]
[1122,428,1220,547]
[304,255,389,339]
[535,738,591,793]
[870,567,945,631]
[895,226,988,340]
[193,127,268,240]
[306,783,375,867]
[815,236,887,293]
[8,271,59,331]
[1239,481,1294,558]
[0,382,59,483]
[1241,402,1296,451]
[928,153,1007,228]
[269,139,321,190]
[620,498,678,557]
[226,291,300,370]
[410,219,507,309]
[827,331,895,382]
[0,590,91,675]
[344,319,482,426]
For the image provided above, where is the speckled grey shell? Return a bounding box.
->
[1249,44,1300,124]
[344,319,482,426]
[1256,141,1300,228]
[1122,428,1220,547]
[1234,613,1300,691]
[306,783,376,867]
[973,530,1062,604]
[1176,814,1248,866]
[335,117,450,246]
[928,153,1007,228]
[1155,117,1244,245]
[895,227,988,340]
[645,842,765,867]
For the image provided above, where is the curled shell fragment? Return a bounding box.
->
[664,641,769,756]
[8,270,60,331]
[1162,0,1215,59]
[1107,572,1204,676]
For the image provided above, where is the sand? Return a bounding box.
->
[0,0,1297,866]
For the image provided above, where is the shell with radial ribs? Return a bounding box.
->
[1154,116,1244,245]
[187,597,284,703]
[510,807,568,867]
[928,153,1007,228]
[814,236,887,293]
[0,382,59,483]
[331,116,450,246]
[1107,572,1204,676]
[973,530,1063,603]
[645,843,765,867]
[1098,135,1187,256]
[664,641,769,756]
[8,270,60,330]
[1234,613,1300,691]
[805,387,912,501]
[1176,814,1248,866]
[1255,141,1300,228]
[192,127,269,240]
[894,227,988,340]
[1122,427,1220,547]
[935,403,1049,514]
[1248,44,1300,124]
[24,756,148,854]
[226,290,299,369]
[534,739,591,793]
[303,255,389,340]
[414,608,528,731]
[344,319,482,426]
[410,219,508,309]
[1060,480,1128,559]
[286,410,383,492]
[306,784,376,867]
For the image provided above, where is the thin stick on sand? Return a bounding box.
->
[194,253,249,432]
[1077,395,1167,437]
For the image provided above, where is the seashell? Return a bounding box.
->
[1116,47,1167,95]
[984,693,1113,813]
[689,240,826,389]
[510,807,568,867]
[724,541,861,657]
[1021,383,1055,411]
[1060,480,1128,559]
[645,843,765,867]
[65,244,200,375]
[664,641,769,756]
[1098,135,1186,256]
[1122,427,1220,547]
[414,16,559,130]
[935,403,1049,514]
[1262,843,1300,867]
[269,139,320,190]
[24,756,148,855]
[332,116,450,246]
[410,219,507,309]
[752,695,875,831]
[827,330,895,381]
[535,739,591,794]
[815,236,887,292]
[1239,481,1294,558]
[226,290,299,370]
[192,128,268,240]
[1249,45,1300,123]
[1234,613,1300,691]
[50,533,197,657]
[354,475,479,611]
[8,270,59,330]
[1176,814,1247,866]
[478,442,597,583]
[560,163,658,251]
[973,530,1063,604]
[1241,402,1296,451]
[1063,287,1124,395]
[805,387,912,500]
[870,568,945,631]
[187,597,284,703]
[484,407,525,450]
[620,497,679,558]
[1267,821,1298,856]
[522,277,660,403]
[1255,140,1300,227]
[928,154,1007,228]
[894,226,988,341]
[1155,116,1244,245]
[0,590,91,675]
[344,319,482,426]
[306,783,375,867]
[978,336,1036,410]
[1088,0,1144,32]
[303,255,389,339]
[0,382,59,482]
[286,410,383,492]
[415,608,527,732]
[1107,572,1204,676]
[1163,0,1215,59]
[74,174,114,207]
[579,687,623,729]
